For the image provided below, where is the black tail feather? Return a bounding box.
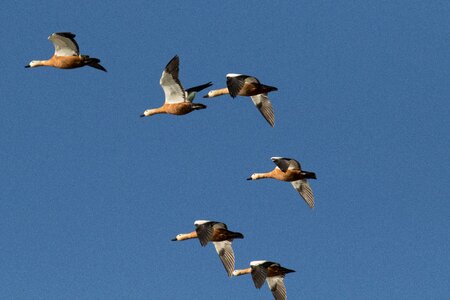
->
[85,57,107,72]
[192,103,207,110]
[261,84,278,93]
[230,231,244,240]
[302,171,317,179]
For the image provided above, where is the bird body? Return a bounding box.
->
[233,260,295,300]
[203,73,277,127]
[26,32,106,71]
[248,157,317,208]
[172,220,244,277]
[141,55,210,117]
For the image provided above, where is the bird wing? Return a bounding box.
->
[226,74,259,98]
[195,221,220,246]
[48,32,79,56]
[212,240,235,277]
[186,82,213,102]
[185,82,213,95]
[160,55,186,104]
[250,93,275,127]
[251,264,269,289]
[291,179,315,208]
[266,276,287,300]
[271,157,300,171]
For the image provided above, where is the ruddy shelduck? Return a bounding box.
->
[25,32,106,72]
[203,73,277,127]
[140,55,211,118]
[171,220,244,276]
[233,260,295,300]
[247,157,317,208]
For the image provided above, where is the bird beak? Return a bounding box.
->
[25,65,30,68]
[246,177,252,180]
[202,94,209,98]
[171,237,178,241]
[140,114,145,118]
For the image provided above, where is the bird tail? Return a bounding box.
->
[261,84,278,93]
[83,56,107,72]
[229,231,244,240]
[280,266,296,274]
[302,171,317,179]
[192,103,207,110]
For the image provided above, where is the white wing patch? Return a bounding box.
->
[48,33,79,56]
[267,276,287,300]
[226,73,242,77]
[160,69,186,104]
[291,179,315,208]
[213,241,235,277]
[250,93,275,127]
[194,220,210,226]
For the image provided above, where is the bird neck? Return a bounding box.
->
[30,60,52,68]
[177,231,198,241]
[209,88,229,97]
[251,172,272,180]
[233,267,252,276]
[143,107,166,116]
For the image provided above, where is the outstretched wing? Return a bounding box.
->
[160,55,186,104]
[195,221,227,246]
[212,240,235,277]
[271,157,301,172]
[291,179,315,208]
[266,276,287,300]
[226,74,259,98]
[251,264,269,289]
[186,82,213,102]
[48,32,79,56]
[250,93,275,127]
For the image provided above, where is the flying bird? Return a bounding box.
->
[233,260,295,300]
[140,55,211,118]
[203,73,277,127]
[171,220,244,276]
[25,32,106,71]
[247,157,317,208]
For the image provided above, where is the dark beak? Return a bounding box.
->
[25,65,30,68]
[202,94,209,98]
[171,237,177,241]
[140,114,145,118]
[246,177,252,180]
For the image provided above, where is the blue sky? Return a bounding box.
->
[1,1,449,299]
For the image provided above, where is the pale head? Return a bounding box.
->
[25,60,44,68]
[246,173,257,180]
[140,109,154,117]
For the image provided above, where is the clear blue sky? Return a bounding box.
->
[1,1,449,299]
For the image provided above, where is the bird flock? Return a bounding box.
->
[26,32,319,299]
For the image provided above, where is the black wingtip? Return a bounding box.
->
[54,32,76,39]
